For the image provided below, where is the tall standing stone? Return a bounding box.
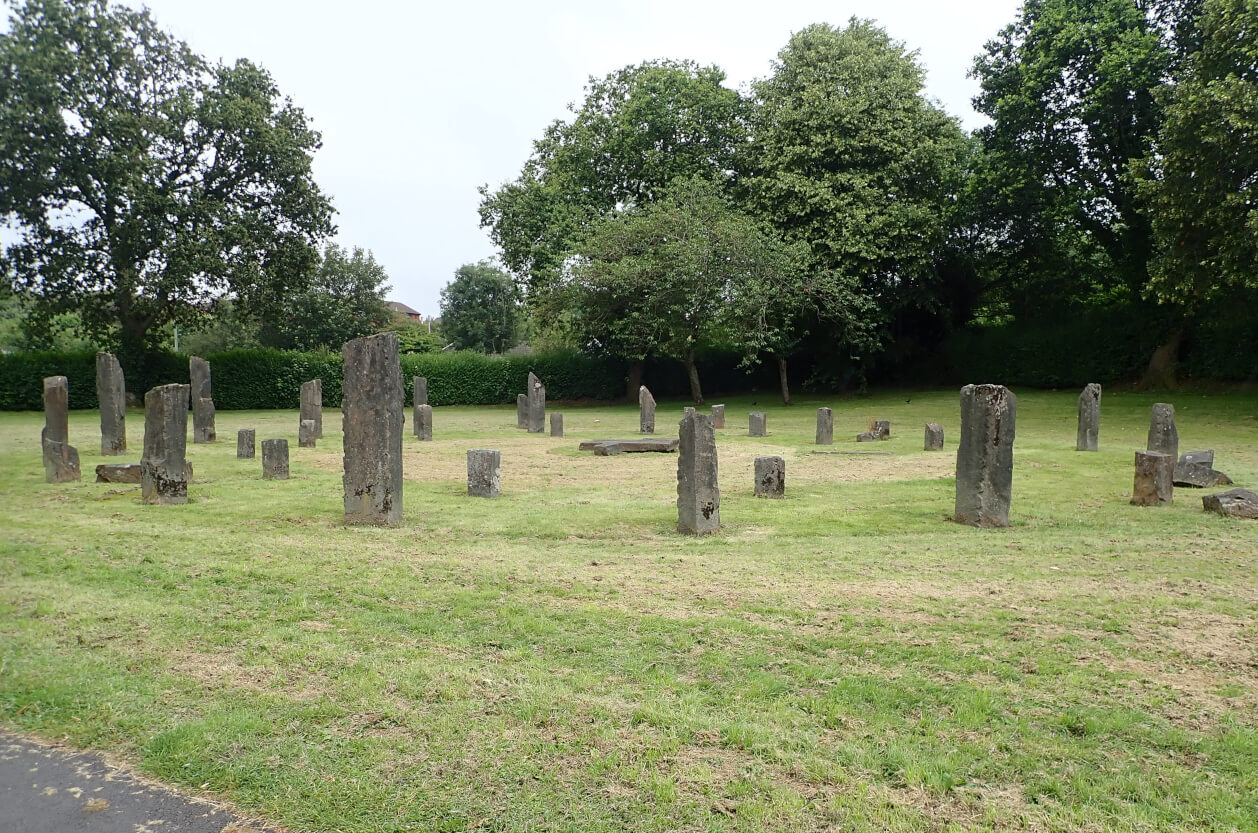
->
[710,404,725,429]
[754,456,785,498]
[1131,450,1173,506]
[550,412,564,437]
[954,384,1016,528]
[140,384,189,504]
[677,411,720,535]
[924,423,944,451]
[189,356,216,443]
[748,412,767,437]
[527,372,546,433]
[299,419,317,448]
[639,386,656,434]
[237,428,256,459]
[415,404,433,441]
[1076,383,1101,451]
[96,352,126,455]
[467,449,501,497]
[42,376,81,482]
[413,376,428,407]
[816,408,833,445]
[516,394,528,429]
[300,379,323,439]
[262,438,290,480]
[1147,403,1178,460]
[342,332,403,525]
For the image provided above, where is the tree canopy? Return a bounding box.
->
[258,244,393,351]
[439,261,521,354]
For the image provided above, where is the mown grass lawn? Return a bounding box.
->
[1,387,1255,832]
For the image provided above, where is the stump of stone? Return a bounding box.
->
[1076,383,1101,451]
[754,456,785,499]
[527,372,546,434]
[954,384,1016,527]
[141,383,189,504]
[413,376,428,407]
[1131,450,1173,506]
[96,352,127,455]
[677,411,719,534]
[97,461,192,484]
[415,404,433,441]
[342,332,403,525]
[871,420,891,440]
[550,412,563,438]
[299,419,317,448]
[516,394,528,429]
[42,376,81,483]
[579,438,678,454]
[639,386,656,434]
[710,404,725,429]
[300,379,323,439]
[1202,488,1258,519]
[748,412,767,437]
[237,429,256,459]
[924,422,944,451]
[467,449,501,497]
[1147,403,1178,459]
[816,408,833,445]
[262,438,290,480]
[189,356,216,443]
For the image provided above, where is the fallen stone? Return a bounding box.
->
[578,438,679,453]
[96,352,127,455]
[677,410,719,534]
[754,456,785,498]
[1076,383,1101,451]
[96,461,193,484]
[1131,450,1173,506]
[467,449,501,497]
[924,422,944,451]
[816,408,833,445]
[954,384,1015,527]
[856,432,878,442]
[1202,488,1258,519]
[1173,450,1233,488]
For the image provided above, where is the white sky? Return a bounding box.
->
[19,1,1025,316]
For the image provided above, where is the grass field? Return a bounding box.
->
[1,387,1256,832]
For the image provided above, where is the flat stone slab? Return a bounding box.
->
[96,462,193,483]
[1173,450,1233,488]
[579,438,679,454]
[810,450,894,456]
[1202,488,1258,519]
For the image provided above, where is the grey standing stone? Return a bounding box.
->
[42,376,80,483]
[1202,488,1258,519]
[550,412,564,437]
[413,376,428,407]
[300,379,323,439]
[754,456,785,498]
[816,408,833,445]
[677,411,720,535]
[96,352,126,455]
[467,449,501,497]
[299,419,317,448]
[189,356,216,443]
[415,404,433,441]
[639,386,656,434]
[516,394,528,429]
[527,372,546,433]
[924,422,944,451]
[1131,450,1173,506]
[1147,403,1178,459]
[710,404,725,429]
[262,438,290,480]
[954,384,1016,528]
[237,428,256,459]
[1076,383,1101,451]
[140,383,189,504]
[748,412,767,437]
[342,332,403,525]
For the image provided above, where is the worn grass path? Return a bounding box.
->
[1,388,1256,832]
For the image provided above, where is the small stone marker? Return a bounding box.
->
[415,404,433,441]
[1147,403,1178,459]
[413,376,428,407]
[857,420,889,442]
[710,404,725,429]
[527,372,546,434]
[299,419,317,448]
[300,379,323,439]
[1202,488,1258,519]
[96,352,126,455]
[954,384,1015,527]
[262,438,289,480]
[924,422,944,451]
[96,461,192,484]
[342,332,403,525]
[579,438,678,453]
[550,412,563,437]
[816,408,833,445]
[1076,383,1101,451]
[639,386,656,434]
[516,394,528,429]
[141,383,189,504]
[754,456,785,498]
[237,429,256,459]
[1131,450,1173,506]
[467,449,501,497]
[42,375,81,483]
[677,410,719,535]
[748,412,767,437]
[189,356,216,443]
[1173,450,1233,488]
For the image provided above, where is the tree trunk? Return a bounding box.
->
[777,355,791,405]
[1139,327,1184,390]
[626,359,644,402]
[684,351,704,405]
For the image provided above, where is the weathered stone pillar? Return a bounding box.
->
[189,356,216,443]
[1076,383,1101,451]
[413,376,428,407]
[816,408,833,445]
[42,375,81,482]
[467,449,501,497]
[1147,403,1178,459]
[677,410,719,535]
[299,419,317,448]
[550,413,563,437]
[1131,450,1173,506]
[527,372,546,433]
[516,394,528,429]
[342,332,403,525]
[954,384,1016,527]
[237,428,256,459]
[262,438,289,480]
[748,412,767,437]
[710,404,725,429]
[415,404,433,441]
[141,383,189,504]
[639,386,656,434]
[754,456,785,498]
[924,422,944,451]
[96,352,126,455]
[300,379,323,439]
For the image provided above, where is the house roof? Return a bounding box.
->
[386,301,422,316]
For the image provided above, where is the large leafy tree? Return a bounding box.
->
[439,261,521,354]
[0,0,335,357]
[258,244,392,351]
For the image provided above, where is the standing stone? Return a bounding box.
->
[872,420,891,440]
[954,384,1016,528]
[262,438,290,480]
[1147,403,1178,460]
[550,412,564,437]
[467,449,501,498]
[1131,450,1173,506]
[342,332,403,525]
[96,352,126,455]
[639,386,656,434]
[924,422,944,451]
[677,411,720,535]
[299,419,317,448]
[413,376,428,407]
[816,408,833,445]
[415,404,433,441]
[42,375,81,483]
[1076,383,1101,451]
[754,456,785,498]
[189,356,216,443]
[300,379,323,439]
[140,383,189,504]
[748,412,767,437]
[710,404,725,429]
[237,428,256,459]
[516,394,528,429]
[527,372,546,434]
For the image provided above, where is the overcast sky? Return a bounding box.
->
[67,1,1024,316]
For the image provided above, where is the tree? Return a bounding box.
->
[258,244,392,351]
[0,0,335,358]
[439,261,521,354]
